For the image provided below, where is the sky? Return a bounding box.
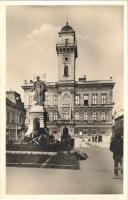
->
[6,5,124,112]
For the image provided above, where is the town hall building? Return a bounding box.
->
[22,22,115,138]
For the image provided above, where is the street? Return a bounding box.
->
[6,141,123,194]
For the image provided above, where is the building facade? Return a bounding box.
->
[6,91,26,143]
[22,22,115,138]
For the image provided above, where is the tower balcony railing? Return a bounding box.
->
[56,42,76,47]
[56,42,78,58]
[56,40,77,46]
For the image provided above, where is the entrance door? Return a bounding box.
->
[33,118,40,132]
[63,126,68,137]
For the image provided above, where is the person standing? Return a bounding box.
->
[110,133,123,178]
[95,135,97,142]
[92,135,94,142]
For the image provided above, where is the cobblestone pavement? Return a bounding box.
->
[6,143,123,194]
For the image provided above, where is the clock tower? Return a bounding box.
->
[56,22,78,82]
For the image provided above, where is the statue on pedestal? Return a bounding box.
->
[32,76,47,106]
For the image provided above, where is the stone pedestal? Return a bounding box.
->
[25,105,45,136]
[30,105,45,128]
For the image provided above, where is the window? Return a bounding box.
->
[63,112,69,120]
[84,112,88,120]
[93,112,97,121]
[64,65,68,77]
[19,113,22,123]
[84,95,88,106]
[11,113,15,124]
[45,95,49,105]
[53,95,57,105]
[75,95,80,105]
[9,113,12,124]
[53,113,58,121]
[65,39,68,45]
[63,94,70,105]
[92,95,97,105]
[48,112,52,121]
[47,113,50,121]
[45,95,52,106]
[9,130,15,138]
[101,94,106,105]
[7,112,9,123]
[102,112,106,121]
[75,112,79,120]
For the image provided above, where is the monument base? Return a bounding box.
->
[25,105,45,136]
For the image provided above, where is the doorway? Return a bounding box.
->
[63,126,69,137]
[33,118,40,132]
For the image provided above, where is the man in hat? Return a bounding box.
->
[110,133,123,178]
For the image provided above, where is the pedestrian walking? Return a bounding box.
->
[110,133,123,178]
[95,135,97,142]
[100,135,103,142]
[92,135,94,142]
[98,135,99,142]
[98,135,102,142]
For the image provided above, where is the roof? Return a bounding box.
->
[22,79,115,89]
[61,22,73,33]
[114,109,124,120]
[6,91,25,110]
[6,98,25,111]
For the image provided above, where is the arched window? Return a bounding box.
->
[33,118,40,131]
[63,94,70,105]
[64,65,68,77]
[63,112,69,120]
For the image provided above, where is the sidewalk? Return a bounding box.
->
[86,141,110,148]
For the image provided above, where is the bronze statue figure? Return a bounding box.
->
[33,76,47,106]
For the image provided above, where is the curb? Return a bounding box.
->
[6,151,58,155]
[6,162,79,170]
